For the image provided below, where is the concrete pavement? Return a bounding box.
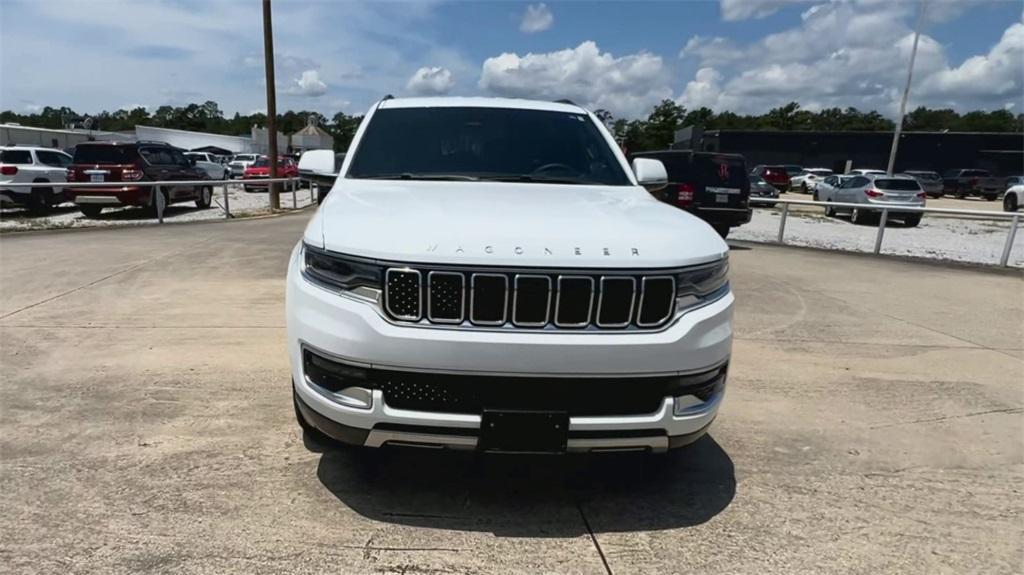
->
[1,215,1021,574]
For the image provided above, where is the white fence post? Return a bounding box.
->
[1000,213,1020,267]
[777,203,789,244]
[874,208,889,254]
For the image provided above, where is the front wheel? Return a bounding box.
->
[904,214,922,227]
[195,186,212,209]
[984,194,997,202]
[824,202,835,217]
[801,183,808,195]
[1005,194,1019,212]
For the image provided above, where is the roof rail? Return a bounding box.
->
[382,94,394,101]
[554,99,577,106]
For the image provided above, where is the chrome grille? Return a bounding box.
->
[383,267,676,330]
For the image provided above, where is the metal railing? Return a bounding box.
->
[3,177,307,223]
[749,197,1021,267]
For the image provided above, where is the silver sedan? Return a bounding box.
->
[825,174,926,227]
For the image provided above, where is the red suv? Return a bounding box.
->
[66,141,213,218]
[750,165,791,192]
[242,156,298,192]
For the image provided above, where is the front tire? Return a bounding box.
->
[195,186,212,209]
[824,202,835,217]
[1005,194,1019,212]
[904,214,922,227]
[801,183,808,195]
[984,194,997,202]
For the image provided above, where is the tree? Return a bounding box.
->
[644,99,686,150]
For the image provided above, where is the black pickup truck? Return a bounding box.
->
[630,150,751,238]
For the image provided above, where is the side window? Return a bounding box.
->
[139,147,165,165]
[168,149,189,166]
[36,151,73,167]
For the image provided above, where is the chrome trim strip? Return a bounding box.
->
[426,271,465,324]
[469,273,508,326]
[566,436,668,453]
[554,276,595,328]
[596,276,637,328]
[364,430,477,449]
[512,274,552,327]
[384,268,422,321]
[636,276,676,327]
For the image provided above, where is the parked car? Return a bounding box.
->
[0,145,73,214]
[242,156,299,192]
[289,96,732,454]
[65,141,214,218]
[826,174,925,226]
[789,168,833,194]
[782,165,803,178]
[748,174,778,207]
[750,165,791,192]
[847,168,886,176]
[1003,183,1023,212]
[227,153,260,178]
[632,150,751,238]
[184,152,228,180]
[942,169,1002,200]
[814,174,856,202]
[901,170,944,198]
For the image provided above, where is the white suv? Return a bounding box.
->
[286,97,733,453]
[0,146,73,213]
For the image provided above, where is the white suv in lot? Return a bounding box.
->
[0,145,73,214]
[287,97,733,454]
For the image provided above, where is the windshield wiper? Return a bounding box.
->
[358,173,478,181]
[477,174,595,185]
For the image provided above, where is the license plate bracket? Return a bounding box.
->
[479,410,569,453]
[90,174,104,183]
[716,194,728,203]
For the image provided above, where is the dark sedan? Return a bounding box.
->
[749,174,778,207]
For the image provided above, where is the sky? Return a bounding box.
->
[1,0,1022,120]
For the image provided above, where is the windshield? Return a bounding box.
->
[252,158,270,167]
[346,107,630,185]
[876,178,921,191]
[749,175,767,185]
[236,155,257,162]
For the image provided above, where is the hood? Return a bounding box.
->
[310,180,728,268]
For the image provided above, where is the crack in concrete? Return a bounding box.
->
[870,407,1024,429]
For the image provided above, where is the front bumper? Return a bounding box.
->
[286,244,732,452]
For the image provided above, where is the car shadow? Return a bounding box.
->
[314,434,735,537]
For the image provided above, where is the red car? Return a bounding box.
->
[750,165,791,192]
[242,156,298,192]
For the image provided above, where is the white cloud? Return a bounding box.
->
[290,70,328,97]
[24,103,43,113]
[405,66,456,96]
[680,1,1024,115]
[719,0,814,21]
[479,41,672,118]
[678,67,724,110]
[520,3,554,33]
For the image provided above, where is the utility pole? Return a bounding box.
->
[887,0,927,175]
[262,0,280,209]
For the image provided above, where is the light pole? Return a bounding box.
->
[886,0,927,175]
[262,0,280,209]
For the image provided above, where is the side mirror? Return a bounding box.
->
[298,149,338,176]
[632,158,668,192]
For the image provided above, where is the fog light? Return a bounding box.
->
[332,386,373,410]
[673,395,706,416]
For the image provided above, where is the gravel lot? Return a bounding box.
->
[733,207,1024,268]
[0,184,315,232]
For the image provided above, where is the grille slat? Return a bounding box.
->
[384,267,675,330]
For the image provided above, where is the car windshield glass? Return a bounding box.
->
[749,176,767,185]
[347,107,630,186]
[74,146,132,164]
[1,150,32,164]
[876,179,921,191]
[252,158,270,167]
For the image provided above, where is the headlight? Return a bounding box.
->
[674,257,729,310]
[301,244,382,298]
